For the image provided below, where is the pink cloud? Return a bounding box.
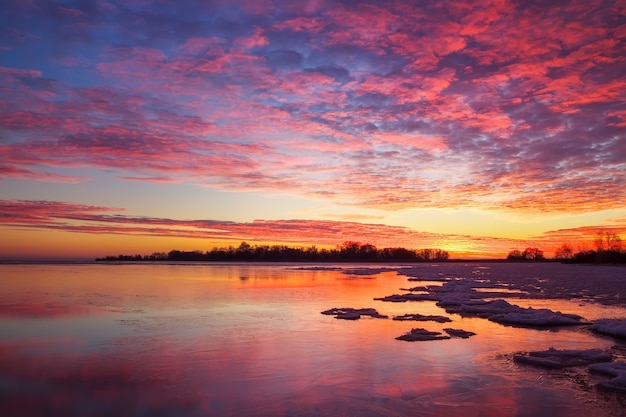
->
[321,3,400,52]
[606,110,626,127]
[0,66,42,79]
[370,132,448,153]
[1,0,624,215]
[232,27,269,50]
[177,37,226,56]
[0,200,123,225]
[457,0,513,36]
[273,17,326,33]
[0,165,89,183]
[0,111,64,129]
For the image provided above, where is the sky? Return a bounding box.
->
[0,0,625,259]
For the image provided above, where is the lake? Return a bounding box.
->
[1,262,625,416]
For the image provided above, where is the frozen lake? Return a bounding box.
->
[1,262,625,416]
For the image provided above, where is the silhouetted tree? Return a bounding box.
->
[524,247,544,260]
[339,241,361,258]
[415,248,449,261]
[554,232,626,264]
[596,231,623,251]
[571,250,598,263]
[381,247,417,261]
[506,250,524,260]
[554,244,573,261]
[507,248,544,261]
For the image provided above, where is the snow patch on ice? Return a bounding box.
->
[454,298,585,327]
[589,361,626,391]
[456,299,515,316]
[488,308,584,327]
[513,348,612,369]
[591,319,626,339]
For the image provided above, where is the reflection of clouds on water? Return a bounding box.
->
[0,339,205,417]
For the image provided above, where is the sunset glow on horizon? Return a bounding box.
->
[1,0,625,259]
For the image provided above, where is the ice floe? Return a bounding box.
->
[589,361,626,391]
[488,309,584,326]
[400,285,432,292]
[591,318,626,339]
[443,328,476,338]
[456,299,585,326]
[376,279,586,328]
[407,276,450,282]
[396,328,450,341]
[452,298,515,316]
[392,313,451,323]
[374,293,439,302]
[321,307,388,320]
[377,280,511,307]
[513,348,612,369]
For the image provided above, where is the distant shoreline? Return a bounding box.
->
[0,258,580,265]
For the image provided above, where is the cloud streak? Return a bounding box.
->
[3,199,623,258]
[0,199,447,247]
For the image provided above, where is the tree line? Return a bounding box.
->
[96,241,450,263]
[507,232,626,264]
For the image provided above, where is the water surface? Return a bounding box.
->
[1,262,625,416]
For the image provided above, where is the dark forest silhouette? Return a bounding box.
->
[507,232,626,264]
[563,232,626,263]
[96,241,450,263]
[96,232,625,264]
